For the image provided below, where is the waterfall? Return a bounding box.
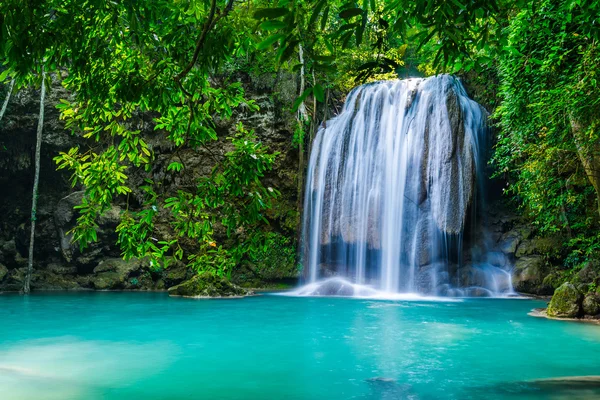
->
[299,75,513,297]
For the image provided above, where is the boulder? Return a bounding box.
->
[577,260,600,284]
[46,263,77,275]
[499,226,533,256]
[582,294,600,316]
[512,256,550,294]
[547,283,583,318]
[168,272,253,298]
[31,270,83,291]
[90,258,144,290]
[161,260,194,288]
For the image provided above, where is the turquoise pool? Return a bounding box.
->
[0,292,599,399]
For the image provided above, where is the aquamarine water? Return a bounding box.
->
[0,293,599,399]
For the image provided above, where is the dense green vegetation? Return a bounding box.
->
[1,0,599,289]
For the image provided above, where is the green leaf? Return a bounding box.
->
[257,34,284,50]
[0,69,10,82]
[339,7,363,19]
[309,0,326,27]
[321,6,330,30]
[313,84,325,102]
[259,20,287,31]
[253,8,289,19]
[292,87,313,112]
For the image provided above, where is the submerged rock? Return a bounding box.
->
[547,283,583,318]
[167,272,253,298]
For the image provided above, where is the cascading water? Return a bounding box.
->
[298,75,513,297]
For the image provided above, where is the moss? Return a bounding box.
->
[542,272,566,291]
[167,272,253,298]
[547,282,583,318]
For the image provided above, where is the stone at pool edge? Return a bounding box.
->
[167,272,254,298]
[547,282,583,318]
[583,294,600,316]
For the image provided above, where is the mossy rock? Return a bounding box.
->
[91,272,125,290]
[512,256,550,294]
[168,272,253,298]
[547,283,583,318]
[582,294,600,316]
[515,236,563,258]
[0,263,7,282]
[576,260,600,285]
[542,272,566,292]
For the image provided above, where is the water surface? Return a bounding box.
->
[0,292,599,399]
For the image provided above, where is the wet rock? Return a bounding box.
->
[90,258,144,290]
[459,264,512,293]
[499,226,533,256]
[512,255,550,294]
[416,264,438,294]
[431,82,476,234]
[582,294,600,316]
[167,272,253,298]
[499,235,520,255]
[547,283,583,318]
[464,287,493,297]
[486,251,508,268]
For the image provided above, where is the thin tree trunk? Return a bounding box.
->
[296,44,308,212]
[23,72,46,294]
[310,70,317,149]
[0,79,15,124]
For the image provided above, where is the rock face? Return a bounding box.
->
[547,283,583,318]
[0,71,301,293]
[167,272,253,298]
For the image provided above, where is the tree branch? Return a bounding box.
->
[175,0,235,83]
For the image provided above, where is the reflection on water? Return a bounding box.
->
[0,337,176,400]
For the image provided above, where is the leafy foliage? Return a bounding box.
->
[492,0,600,264]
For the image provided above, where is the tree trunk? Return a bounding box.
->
[23,72,46,294]
[0,79,15,124]
[296,44,308,213]
[571,118,600,219]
